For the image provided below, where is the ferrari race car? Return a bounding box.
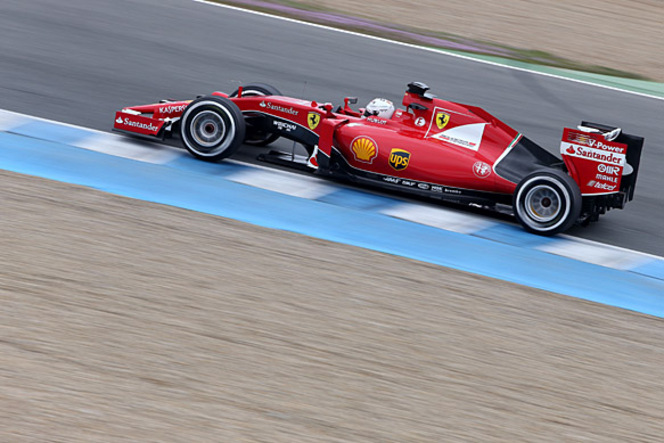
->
[113,82,644,235]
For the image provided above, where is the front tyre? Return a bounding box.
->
[513,169,582,235]
[180,96,246,162]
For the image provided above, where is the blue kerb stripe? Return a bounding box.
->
[632,259,664,281]
[1,132,663,318]
[317,188,399,210]
[9,120,95,145]
[473,224,559,248]
[166,155,244,176]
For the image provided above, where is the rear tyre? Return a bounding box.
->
[230,83,282,146]
[513,169,582,235]
[180,96,245,162]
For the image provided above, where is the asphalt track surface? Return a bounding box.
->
[1,0,663,255]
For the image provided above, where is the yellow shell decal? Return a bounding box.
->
[351,136,378,163]
[436,112,450,130]
[308,112,321,131]
[389,149,411,171]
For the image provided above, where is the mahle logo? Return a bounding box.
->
[389,149,411,171]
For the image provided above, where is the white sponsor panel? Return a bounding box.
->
[430,123,485,151]
[561,142,625,165]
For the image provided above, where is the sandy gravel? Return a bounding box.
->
[2,170,663,442]
[276,0,664,81]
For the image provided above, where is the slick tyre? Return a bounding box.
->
[180,96,245,162]
[513,169,582,236]
[230,83,282,146]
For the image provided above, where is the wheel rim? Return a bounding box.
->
[524,184,561,223]
[190,110,227,149]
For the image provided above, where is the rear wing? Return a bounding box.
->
[560,122,644,205]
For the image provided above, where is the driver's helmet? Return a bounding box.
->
[363,98,395,119]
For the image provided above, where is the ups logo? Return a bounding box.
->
[389,149,411,171]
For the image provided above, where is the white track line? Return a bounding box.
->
[192,0,664,102]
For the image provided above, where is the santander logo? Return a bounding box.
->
[116,115,159,132]
[561,142,625,166]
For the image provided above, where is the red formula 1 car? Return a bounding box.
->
[113,82,644,235]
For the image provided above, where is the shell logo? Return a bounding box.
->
[351,136,378,163]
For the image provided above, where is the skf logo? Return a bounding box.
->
[389,149,411,171]
[308,112,321,130]
[351,136,378,163]
[436,112,450,130]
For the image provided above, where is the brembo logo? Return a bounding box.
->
[116,116,159,132]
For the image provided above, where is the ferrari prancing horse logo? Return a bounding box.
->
[308,112,321,131]
[436,111,450,130]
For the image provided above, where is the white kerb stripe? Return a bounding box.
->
[382,203,495,234]
[0,110,30,132]
[227,169,337,199]
[72,134,184,164]
[537,239,653,270]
